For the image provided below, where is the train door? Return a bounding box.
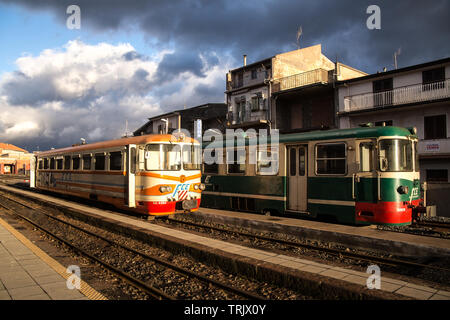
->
[126,144,136,208]
[287,145,308,212]
[354,140,378,218]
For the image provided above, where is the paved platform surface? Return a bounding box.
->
[1,184,449,300]
[0,217,105,300]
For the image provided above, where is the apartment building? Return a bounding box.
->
[225,44,366,132]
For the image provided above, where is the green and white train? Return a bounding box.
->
[201,126,425,226]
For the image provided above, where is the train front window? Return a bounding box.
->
[145,144,181,171]
[414,141,419,172]
[182,144,201,170]
[378,139,413,172]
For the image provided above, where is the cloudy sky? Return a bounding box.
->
[0,0,448,151]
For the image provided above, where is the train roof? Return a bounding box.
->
[203,126,417,148]
[38,134,199,157]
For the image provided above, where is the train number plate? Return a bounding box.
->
[182,199,197,210]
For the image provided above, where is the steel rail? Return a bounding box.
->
[0,193,265,300]
[0,200,174,300]
[164,217,450,273]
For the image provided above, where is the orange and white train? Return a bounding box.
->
[30,133,205,215]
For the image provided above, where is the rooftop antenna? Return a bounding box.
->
[296,26,302,49]
[394,48,401,69]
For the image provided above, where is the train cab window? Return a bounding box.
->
[38,160,43,170]
[50,158,55,170]
[182,144,201,170]
[378,139,412,172]
[44,158,49,169]
[82,155,92,170]
[227,148,246,174]
[72,156,80,170]
[56,158,63,170]
[145,144,181,171]
[359,142,374,172]
[64,156,71,170]
[95,154,106,170]
[315,143,347,175]
[109,152,122,171]
[257,147,278,175]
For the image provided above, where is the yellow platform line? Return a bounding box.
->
[0,217,107,300]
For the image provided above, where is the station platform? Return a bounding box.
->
[193,208,450,258]
[0,184,449,300]
[0,217,105,300]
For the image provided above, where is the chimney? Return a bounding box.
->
[243,54,247,66]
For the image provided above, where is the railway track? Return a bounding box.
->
[0,192,266,300]
[415,220,450,232]
[161,216,450,275]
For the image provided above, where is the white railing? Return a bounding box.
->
[344,79,450,112]
[272,68,329,92]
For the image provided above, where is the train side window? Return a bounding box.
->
[50,158,55,170]
[64,156,71,170]
[257,147,278,175]
[56,158,63,170]
[315,143,347,175]
[227,148,245,174]
[38,160,43,170]
[359,143,374,172]
[95,154,106,170]
[109,152,122,171]
[44,158,49,169]
[82,154,92,170]
[203,149,219,174]
[72,156,80,170]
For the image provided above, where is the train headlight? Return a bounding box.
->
[199,183,206,191]
[397,185,409,194]
[159,186,168,193]
[194,184,199,190]
[166,186,172,192]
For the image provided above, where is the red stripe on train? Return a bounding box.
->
[355,199,420,225]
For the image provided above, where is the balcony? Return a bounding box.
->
[344,79,450,112]
[272,68,329,93]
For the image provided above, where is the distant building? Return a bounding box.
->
[225,44,367,132]
[133,103,227,138]
[337,57,450,216]
[0,143,33,175]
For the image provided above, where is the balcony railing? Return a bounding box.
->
[344,79,450,112]
[272,68,329,93]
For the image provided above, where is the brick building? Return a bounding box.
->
[0,143,33,175]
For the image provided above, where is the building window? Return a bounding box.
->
[375,120,393,127]
[424,115,446,140]
[315,143,347,175]
[82,155,91,170]
[372,78,393,107]
[50,158,55,170]
[426,169,448,182]
[251,96,259,111]
[237,73,243,87]
[109,152,122,171]
[38,160,43,170]
[422,67,445,90]
[95,154,106,170]
[251,69,257,79]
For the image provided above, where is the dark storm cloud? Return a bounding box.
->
[3,0,449,73]
[155,51,205,83]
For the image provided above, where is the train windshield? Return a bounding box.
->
[378,139,413,172]
[145,144,181,171]
[182,144,201,170]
